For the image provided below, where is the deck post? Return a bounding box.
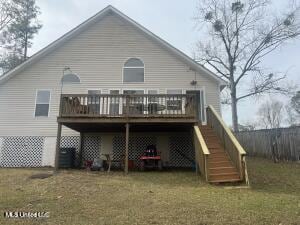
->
[78,132,83,168]
[54,122,62,173]
[125,123,130,174]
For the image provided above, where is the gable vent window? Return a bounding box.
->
[123,58,144,82]
[35,90,51,117]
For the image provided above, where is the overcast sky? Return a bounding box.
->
[31,0,300,125]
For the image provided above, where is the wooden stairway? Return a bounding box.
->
[199,125,241,183]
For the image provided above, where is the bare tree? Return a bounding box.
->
[258,99,285,162]
[285,105,298,126]
[258,99,284,129]
[286,90,300,126]
[291,90,300,114]
[194,0,300,131]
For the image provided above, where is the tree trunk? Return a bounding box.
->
[231,86,239,132]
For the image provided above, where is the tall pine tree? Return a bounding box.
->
[0,0,42,74]
[7,0,42,60]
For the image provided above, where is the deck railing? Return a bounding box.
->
[193,125,210,181]
[60,94,197,118]
[206,105,249,184]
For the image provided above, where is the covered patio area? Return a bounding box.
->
[55,122,196,173]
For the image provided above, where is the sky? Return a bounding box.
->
[30,0,300,126]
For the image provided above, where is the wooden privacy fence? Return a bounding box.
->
[235,127,300,161]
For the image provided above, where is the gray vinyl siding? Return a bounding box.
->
[0,14,221,136]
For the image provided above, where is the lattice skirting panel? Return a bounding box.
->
[0,136,101,168]
[0,136,44,167]
[0,134,194,168]
[113,135,157,168]
[60,135,101,167]
[82,135,101,161]
[169,133,195,168]
[60,136,80,167]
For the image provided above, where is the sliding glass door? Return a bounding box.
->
[186,90,205,122]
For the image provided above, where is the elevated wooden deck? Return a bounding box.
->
[57,94,198,130]
[54,93,198,172]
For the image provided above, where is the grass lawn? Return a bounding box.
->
[0,157,299,225]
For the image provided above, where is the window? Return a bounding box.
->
[88,90,101,114]
[110,90,120,115]
[123,90,144,95]
[123,58,144,82]
[148,90,158,95]
[147,90,159,114]
[35,90,51,117]
[123,90,144,114]
[166,89,182,110]
[148,90,158,103]
[167,89,182,95]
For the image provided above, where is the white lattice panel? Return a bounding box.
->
[1,136,44,167]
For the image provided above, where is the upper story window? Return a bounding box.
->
[35,90,51,117]
[166,89,182,110]
[123,58,144,82]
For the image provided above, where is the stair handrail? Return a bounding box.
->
[193,125,210,181]
[206,105,248,183]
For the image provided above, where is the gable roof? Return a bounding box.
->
[0,5,227,87]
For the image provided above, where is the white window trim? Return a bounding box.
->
[87,89,102,94]
[34,89,51,118]
[163,89,183,114]
[109,89,122,115]
[86,89,102,113]
[122,57,145,83]
[122,89,145,114]
[147,89,159,94]
[165,89,183,94]
[122,88,145,94]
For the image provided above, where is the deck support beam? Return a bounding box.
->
[125,123,130,174]
[54,122,62,173]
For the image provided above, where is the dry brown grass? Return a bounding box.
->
[0,157,299,225]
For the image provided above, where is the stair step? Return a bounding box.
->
[208,161,233,167]
[209,172,240,182]
[201,132,217,135]
[209,167,237,174]
[209,149,226,153]
[199,125,211,129]
[201,131,216,135]
[208,155,229,161]
[209,153,228,158]
[209,151,225,155]
[206,143,222,148]
[209,149,225,153]
[204,136,219,139]
[209,178,241,183]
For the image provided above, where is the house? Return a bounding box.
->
[0,6,247,183]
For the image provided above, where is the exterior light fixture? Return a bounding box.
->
[190,80,197,85]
